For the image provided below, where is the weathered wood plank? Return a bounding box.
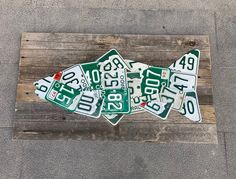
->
[15,102,216,123]
[19,50,211,68]
[13,121,217,144]
[20,34,210,59]
[21,41,210,52]
[19,48,210,58]
[14,33,216,142]
[21,33,210,49]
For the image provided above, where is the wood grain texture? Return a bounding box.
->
[14,33,217,143]
[13,121,217,143]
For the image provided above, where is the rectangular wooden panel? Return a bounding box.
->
[14,33,217,143]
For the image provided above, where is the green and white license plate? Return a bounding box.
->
[97,49,131,114]
[179,91,202,122]
[45,81,82,112]
[101,68,128,89]
[100,68,130,113]
[80,62,101,90]
[98,52,129,89]
[103,114,124,126]
[97,49,130,71]
[126,61,151,114]
[127,72,160,114]
[141,100,173,120]
[34,76,54,100]
[125,59,150,73]
[160,86,185,110]
[127,64,168,114]
[169,49,200,76]
[102,88,131,114]
[169,72,197,92]
[128,74,144,113]
[131,94,160,114]
[75,90,104,118]
[59,65,90,90]
[141,67,170,96]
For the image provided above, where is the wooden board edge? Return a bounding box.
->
[21,33,210,39]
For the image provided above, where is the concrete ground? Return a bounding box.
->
[0,0,236,178]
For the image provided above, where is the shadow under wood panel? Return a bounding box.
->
[14,33,217,143]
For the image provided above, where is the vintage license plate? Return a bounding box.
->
[103,114,124,126]
[75,90,104,118]
[98,51,129,90]
[141,100,173,120]
[169,72,197,92]
[101,68,128,89]
[169,49,200,76]
[97,49,130,71]
[34,76,54,100]
[131,93,160,114]
[128,73,143,97]
[160,86,185,110]
[45,81,82,112]
[128,74,160,113]
[59,65,89,90]
[127,71,160,114]
[80,62,102,90]
[141,67,170,95]
[124,59,150,73]
[128,74,144,113]
[179,91,202,122]
[102,88,131,114]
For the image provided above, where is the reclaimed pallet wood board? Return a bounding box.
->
[14,33,217,143]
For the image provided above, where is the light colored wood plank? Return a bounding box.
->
[21,33,210,52]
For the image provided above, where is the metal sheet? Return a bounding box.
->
[160,86,186,110]
[141,100,173,120]
[179,91,202,122]
[168,49,200,76]
[103,114,124,126]
[45,81,82,112]
[75,90,104,118]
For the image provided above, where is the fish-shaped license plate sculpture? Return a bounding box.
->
[34,49,202,126]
